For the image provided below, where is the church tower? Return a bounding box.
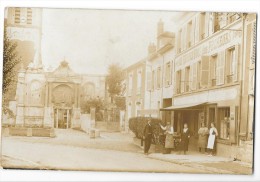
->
[5,7,43,68]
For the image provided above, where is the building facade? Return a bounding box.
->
[125,12,256,162]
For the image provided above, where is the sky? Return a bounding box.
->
[41,8,180,74]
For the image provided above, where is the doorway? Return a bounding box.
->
[54,108,72,129]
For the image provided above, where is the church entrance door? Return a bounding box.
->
[54,108,71,129]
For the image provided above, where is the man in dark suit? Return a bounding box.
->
[143,119,153,155]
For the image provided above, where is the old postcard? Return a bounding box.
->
[1,7,257,174]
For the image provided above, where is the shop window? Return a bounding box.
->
[218,107,230,140]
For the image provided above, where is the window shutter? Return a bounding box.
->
[181,69,185,93]
[233,44,240,82]
[200,56,210,88]
[216,51,225,85]
[147,71,152,91]
[209,57,215,82]
[195,14,200,44]
[192,63,197,90]
[183,25,187,50]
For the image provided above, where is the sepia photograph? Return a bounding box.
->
[0,5,257,176]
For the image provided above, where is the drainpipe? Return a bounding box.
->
[238,13,247,144]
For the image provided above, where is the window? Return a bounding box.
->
[185,66,190,92]
[213,13,220,33]
[27,8,32,25]
[157,67,161,89]
[227,13,240,24]
[226,47,236,84]
[199,13,206,40]
[137,69,142,94]
[178,29,182,53]
[165,62,171,86]
[14,8,21,24]
[176,70,181,94]
[152,70,156,90]
[128,73,133,95]
[219,13,228,29]
[218,107,230,140]
[187,21,193,48]
[210,55,217,86]
[197,61,201,89]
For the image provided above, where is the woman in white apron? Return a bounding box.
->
[207,122,218,156]
[160,121,174,153]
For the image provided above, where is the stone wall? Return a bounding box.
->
[216,140,253,163]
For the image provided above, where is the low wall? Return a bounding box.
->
[2,127,55,137]
[95,121,120,132]
[80,114,91,133]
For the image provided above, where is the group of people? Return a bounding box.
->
[143,119,218,157]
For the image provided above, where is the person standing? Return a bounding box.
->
[207,122,218,156]
[160,121,174,153]
[143,119,153,155]
[198,123,209,153]
[180,123,190,155]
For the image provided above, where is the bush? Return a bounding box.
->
[129,117,164,144]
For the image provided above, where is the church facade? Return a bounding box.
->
[4,7,106,129]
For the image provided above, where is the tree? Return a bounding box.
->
[2,27,21,114]
[106,63,124,103]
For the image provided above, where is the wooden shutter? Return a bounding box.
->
[147,71,152,91]
[233,44,240,82]
[216,50,225,85]
[181,69,185,93]
[192,63,197,90]
[200,56,210,88]
[204,12,210,38]
[195,14,200,44]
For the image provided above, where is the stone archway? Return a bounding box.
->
[52,84,74,129]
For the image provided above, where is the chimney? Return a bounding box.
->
[157,19,164,36]
[148,42,156,55]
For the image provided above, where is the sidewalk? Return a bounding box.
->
[147,151,253,174]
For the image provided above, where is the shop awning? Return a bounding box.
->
[160,102,208,111]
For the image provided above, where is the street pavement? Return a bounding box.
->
[1,129,252,174]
